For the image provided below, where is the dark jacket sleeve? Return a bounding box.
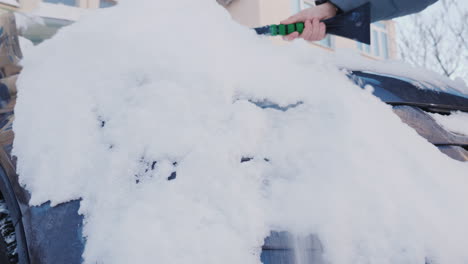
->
[330,0,438,22]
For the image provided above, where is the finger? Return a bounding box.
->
[300,20,313,41]
[282,31,300,41]
[301,20,313,41]
[280,12,306,24]
[318,22,326,40]
[310,18,320,41]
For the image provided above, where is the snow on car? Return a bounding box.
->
[0,1,467,264]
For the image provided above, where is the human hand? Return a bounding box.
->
[281,2,337,42]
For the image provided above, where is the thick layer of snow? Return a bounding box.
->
[13,1,468,264]
[430,111,468,136]
[18,36,34,58]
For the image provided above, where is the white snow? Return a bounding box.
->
[18,36,34,58]
[430,111,468,136]
[0,0,19,7]
[12,1,468,264]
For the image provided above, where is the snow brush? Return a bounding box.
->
[254,3,371,45]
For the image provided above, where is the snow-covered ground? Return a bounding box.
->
[12,1,468,264]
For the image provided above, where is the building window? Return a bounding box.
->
[357,22,390,59]
[302,1,314,9]
[381,32,389,59]
[318,35,334,48]
[372,30,380,57]
[373,21,387,29]
[43,0,76,6]
[0,0,19,6]
[100,0,116,8]
[358,42,371,54]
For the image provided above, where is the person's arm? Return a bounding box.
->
[331,0,438,22]
[282,0,439,42]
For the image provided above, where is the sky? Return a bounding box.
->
[395,0,468,82]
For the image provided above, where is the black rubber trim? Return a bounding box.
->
[434,144,468,147]
[0,167,29,264]
[388,102,468,113]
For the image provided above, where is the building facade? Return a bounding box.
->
[226,0,397,60]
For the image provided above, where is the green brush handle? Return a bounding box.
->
[269,23,305,36]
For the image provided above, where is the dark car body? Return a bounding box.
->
[1,12,468,264]
[0,74,84,264]
[350,70,468,162]
[0,13,85,264]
